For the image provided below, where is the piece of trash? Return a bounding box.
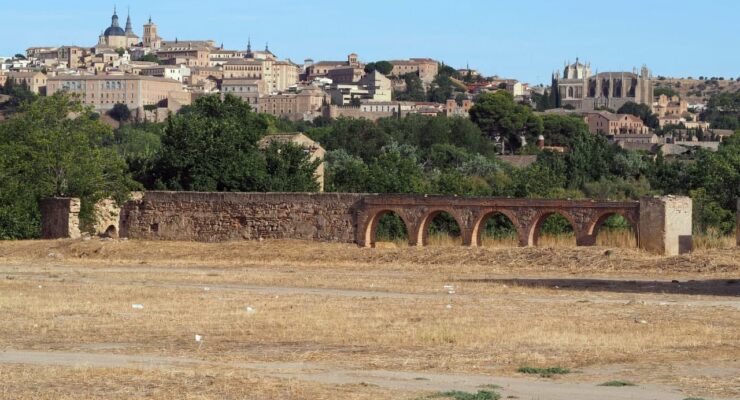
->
[445,304,452,309]
[203,287,210,291]
[658,302,669,306]
[245,306,256,314]
[635,319,648,324]
[448,290,456,294]
[37,285,43,289]
[132,304,144,309]
[443,285,454,289]
[195,334,203,342]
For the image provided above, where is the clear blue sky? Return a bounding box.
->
[2,0,738,84]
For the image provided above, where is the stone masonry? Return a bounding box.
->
[639,196,693,256]
[119,191,364,243]
[39,198,81,239]
[40,192,696,255]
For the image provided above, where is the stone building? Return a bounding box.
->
[258,86,328,121]
[142,17,162,50]
[156,42,212,67]
[583,111,649,135]
[304,53,364,81]
[552,58,654,111]
[46,74,185,115]
[98,7,139,49]
[6,71,47,94]
[258,133,326,191]
[653,94,688,117]
[389,58,439,84]
[223,41,299,93]
[221,78,264,108]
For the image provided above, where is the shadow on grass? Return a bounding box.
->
[457,278,740,297]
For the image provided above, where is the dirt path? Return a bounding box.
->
[0,349,694,400]
[4,264,739,308]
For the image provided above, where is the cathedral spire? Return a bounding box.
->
[125,7,133,34]
[111,5,120,27]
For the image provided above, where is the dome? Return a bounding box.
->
[104,26,125,36]
[103,8,125,37]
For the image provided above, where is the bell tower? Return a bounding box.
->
[143,16,161,49]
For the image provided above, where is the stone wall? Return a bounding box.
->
[119,191,365,243]
[39,198,81,239]
[639,196,693,255]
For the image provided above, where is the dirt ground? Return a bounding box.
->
[0,239,738,399]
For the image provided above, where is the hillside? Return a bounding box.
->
[654,77,740,104]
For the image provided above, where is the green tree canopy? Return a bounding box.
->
[0,93,138,238]
[469,91,544,151]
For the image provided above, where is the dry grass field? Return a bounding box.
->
[0,237,738,399]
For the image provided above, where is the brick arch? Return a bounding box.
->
[470,209,522,247]
[362,209,414,248]
[527,210,579,246]
[416,209,465,246]
[585,210,639,246]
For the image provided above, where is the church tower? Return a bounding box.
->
[143,16,161,50]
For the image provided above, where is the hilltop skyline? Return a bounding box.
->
[1,0,739,84]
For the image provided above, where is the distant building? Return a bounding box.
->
[98,7,139,49]
[583,111,649,135]
[389,58,438,84]
[221,78,264,108]
[445,98,473,117]
[304,53,364,81]
[653,94,687,117]
[258,133,326,191]
[258,86,329,121]
[142,17,162,50]
[46,74,185,116]
[6,71,47,94]
[552,58,653,111]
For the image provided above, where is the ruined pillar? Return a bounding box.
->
[40,198,81,239]
[638,196,692,255]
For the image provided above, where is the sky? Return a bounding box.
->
[1,0,738,84]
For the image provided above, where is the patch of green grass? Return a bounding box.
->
[517,366,570,377]
[430,390,501,400]
[598,380,637,387]
[478,384,502,389]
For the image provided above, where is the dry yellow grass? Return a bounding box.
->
[0,239,738,399]
[0,364,400,400]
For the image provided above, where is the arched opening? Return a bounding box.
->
[103,225,118,239]
[478,212,519,247]
[420,211,462,247]
[592,213,637,248]
[365,210,409,248]
[531,212,576,247]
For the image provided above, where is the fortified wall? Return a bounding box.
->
[39,191,715,255]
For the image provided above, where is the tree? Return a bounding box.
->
[0,93,138,237]
[374,61,393,75]
[13,53,25,60]
[654,87,679,98]
[469,91,543,152]
[617,102,659,128]
[263,142,321,192]
[138,53,162,64]
[324,149,370,192]
[150,94,271,191]
[115,48,126,57]
[109,103,131,123]
[395,72,426,102]
[366,144,426,193]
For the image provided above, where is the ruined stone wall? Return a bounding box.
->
[39,198,81,239]
[639,196,692,255]
[119,191,365,243]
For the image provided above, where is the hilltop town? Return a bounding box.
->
[1,8,737,153]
